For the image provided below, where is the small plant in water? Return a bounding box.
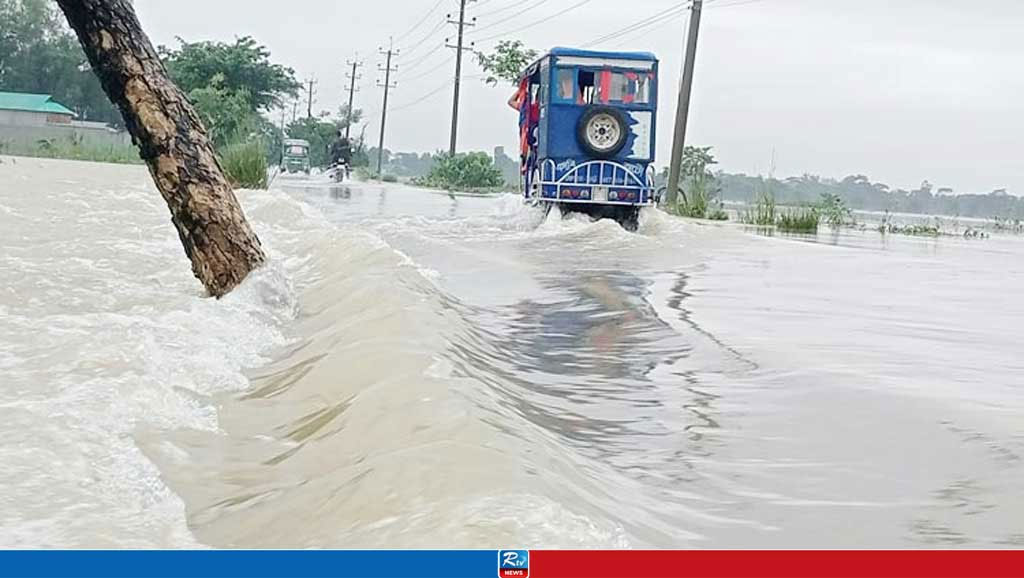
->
[819,193,854,228]
[666,146,729,221]
[742,189,777,226]
[776,207,820,233]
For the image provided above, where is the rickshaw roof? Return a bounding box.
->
[547,47,658,62]
[284,139,310,146]
[519,47,658,80]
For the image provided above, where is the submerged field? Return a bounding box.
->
[2,157,1023,548]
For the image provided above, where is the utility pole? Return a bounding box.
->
[306,77,318,119]
[666,0,704,207]
[376,41,399,177]
[446,0,476,157]
[344,56,364,140]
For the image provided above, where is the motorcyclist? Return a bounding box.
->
[328,130,352,170]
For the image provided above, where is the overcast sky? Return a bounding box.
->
[135,0,1024,193]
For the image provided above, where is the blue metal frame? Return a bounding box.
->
[519,48,660,208]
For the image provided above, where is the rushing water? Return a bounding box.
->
[2,157,1023,549]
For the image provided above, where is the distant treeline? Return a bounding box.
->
[716,173,1024,220]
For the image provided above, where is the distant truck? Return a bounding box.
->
[512,48,659,230]
[281,139,311,175]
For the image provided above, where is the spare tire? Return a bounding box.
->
[577,106,628,158]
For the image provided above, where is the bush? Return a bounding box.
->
[777,207,820,233]
[414,152,503,190]
[220,141,268,189]
[381,174,399,183]
[819,193,854,227]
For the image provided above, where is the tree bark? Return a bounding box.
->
[56,0,266,298]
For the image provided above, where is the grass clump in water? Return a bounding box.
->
[220,140,268,189]
[742,189,777,226]
[665,146,729,221]
[776,207,820,233]
[819,193,854,227]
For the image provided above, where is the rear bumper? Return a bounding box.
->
[536,198,654,207]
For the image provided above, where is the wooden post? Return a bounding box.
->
[55,0,267,298]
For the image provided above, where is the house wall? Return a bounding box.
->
[0,109,50,127]
[0,120,132,151]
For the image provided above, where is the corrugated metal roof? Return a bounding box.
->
[0,92,76,116]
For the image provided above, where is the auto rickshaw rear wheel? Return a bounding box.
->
[577,106,628,158]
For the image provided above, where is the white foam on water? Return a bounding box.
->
[0,160,314,547]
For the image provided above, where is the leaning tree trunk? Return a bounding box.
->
[56,0,266,298]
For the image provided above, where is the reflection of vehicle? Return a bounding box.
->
[512,48,659,230]
[281,139,311,174]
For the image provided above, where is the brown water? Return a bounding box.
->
[2,157,1023,548]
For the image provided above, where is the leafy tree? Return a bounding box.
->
[0,0,120,124]
[186,77,257,148]
[159,36,300,112]
[475,40,538,86]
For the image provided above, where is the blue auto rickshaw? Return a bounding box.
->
[512,47,659,229]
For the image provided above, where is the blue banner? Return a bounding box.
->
[0,551,502,578]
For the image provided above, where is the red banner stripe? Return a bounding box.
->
[531,551,1024,578]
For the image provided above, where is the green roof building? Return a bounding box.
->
[0,92,77,127]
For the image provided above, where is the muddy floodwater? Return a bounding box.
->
[2,157,1023,548]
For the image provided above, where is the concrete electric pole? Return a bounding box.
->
[666,0,704,207]
[345,56,364,140]
[446,0,476,157]
[306,77,318,119]
[376,42,399,177]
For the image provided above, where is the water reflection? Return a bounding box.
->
[328,185,352,200]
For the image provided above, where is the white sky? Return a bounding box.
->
[134,0,1024,193]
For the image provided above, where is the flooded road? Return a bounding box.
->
[2,158,1023,548]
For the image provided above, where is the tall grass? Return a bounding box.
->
[776,207,820,233]
[219,141,268,189]
[742,190,777,226]
[667,174,729,221]
[1,137,140,165]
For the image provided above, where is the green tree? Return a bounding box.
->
[475,40,538,86]
[186,77,257,147]
[159,37,300,112]
[0,0,120,124]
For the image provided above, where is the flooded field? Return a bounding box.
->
[2,157,1023,548]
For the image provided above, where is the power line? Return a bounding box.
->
[468,0,552,36]
[403,56,453,82]
[707,0,772,8]
[401,42,447,73]
[396,0,446,42]
[473,0,596,44]
[583,1,692,48]
[399,18,448,56]
[472,0,501,10]
[472,0,522,19]
[608,12,687,49]
[390,80,452,112]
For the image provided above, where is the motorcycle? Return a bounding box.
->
[327,162,351,183]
